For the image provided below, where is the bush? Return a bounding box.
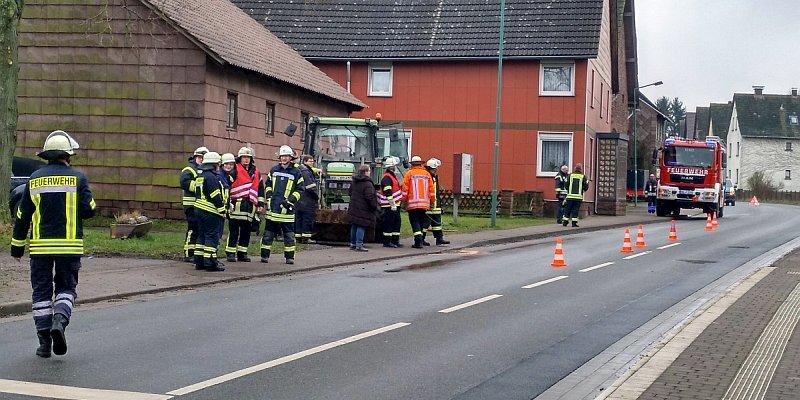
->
[747,171,783,199]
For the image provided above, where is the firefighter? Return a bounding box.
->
[193,152,227,271]
[554,164,569,224]
[421,158,450,246]
[401,155,435,248]
[179,146,208,262]
[645,173,658,214]
[261,145,303,264]
[11,130,97,358]
[225,147,262,262]
[562,163,590,227]
[220,153,236,243]
[295,154,320,244]
[377,156,403,248]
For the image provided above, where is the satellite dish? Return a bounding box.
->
[284,123,297,137]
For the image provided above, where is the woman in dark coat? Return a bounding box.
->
[347,164,378,251]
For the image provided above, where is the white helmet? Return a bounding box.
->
[202,152,221,164]
[194,146,209,156]
[278,145,295,157]
[221,153,236,164]
[410,155,423,164]
[38,130,79,159]
[384,157,398,168]
[238,147,254,157]
[426,158,441,168]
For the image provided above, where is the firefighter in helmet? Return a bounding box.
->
[193,152,228,271]
[180,146,208,262]
[401,155,435,248]
[562,163,589,227]
[554,164,569,224]
[421,158,450,246]
[11,130,97,358]
[261,145,303,264]
[225,147,263,262]
[377,156,403,247]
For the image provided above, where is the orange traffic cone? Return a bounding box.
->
[750,196,760,205]
[620,228,634,253]
[550,237,567,267]
[712,212,719,230]
[668,220,678,241]
[635,224,647,247]
[705,213,713,231]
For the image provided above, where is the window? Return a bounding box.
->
[736,142,740,157]
[226,92,238,129]
[599,82,604,118]
[539,63,575,96]
[606,90,611,121]
[786,141,793,151]
[300,112,309,142]
[537,132,573,176]
[590,70,595,108]
[368,64,393,97]
[790,115,799,125]
[265,102,275,136]
[786,170,792,180]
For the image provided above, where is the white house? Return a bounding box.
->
[727,86,800,191]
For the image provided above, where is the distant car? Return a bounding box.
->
[9,156,45,214]
[724,178,736,206]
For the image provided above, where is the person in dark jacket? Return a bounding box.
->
[347,164,378,252]
[11,130,96,358]
[645,173,658,214]
[295,155,320,244]
[554,164,569,224]
[562,163,590,227]
[179,146,207,262]
[193,152,228,272]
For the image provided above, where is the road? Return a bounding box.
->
[0,204,797,400]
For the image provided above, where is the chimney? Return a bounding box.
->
[792,88,798,96]
[753,85,765,96]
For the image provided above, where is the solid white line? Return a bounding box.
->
[438,294,503,313]
[167,322,410,396]
[579,262,614,273]
[522,275,569,288]
[622,251,651,260]
[657,242,681,249]
[0,379,172,400]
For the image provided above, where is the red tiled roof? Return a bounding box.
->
[146,0,365,109]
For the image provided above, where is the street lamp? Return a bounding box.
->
[632,80,663,206]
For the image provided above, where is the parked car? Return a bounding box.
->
[9,156,45,214]
[724,178,736,206]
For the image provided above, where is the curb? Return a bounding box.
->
[0,214,669,318]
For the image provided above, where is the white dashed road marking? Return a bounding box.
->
[0,379,172,400]
[657,243,681,249]
[579,262,614,273]
[438,294,503,313]
[522,275,569,288]
[623,251,651,260]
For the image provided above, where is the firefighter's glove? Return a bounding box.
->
[562,199,567,206]
[282,199,295,212]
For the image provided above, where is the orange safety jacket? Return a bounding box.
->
[230,163,260,205]
[401,166,435,210]
[377,170,403,207]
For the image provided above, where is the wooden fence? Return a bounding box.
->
[438,190,544,217]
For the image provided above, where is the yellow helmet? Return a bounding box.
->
[37,130,79,159]
[202,152,221,164]
[238,147,254,157]
[221,153,236,164]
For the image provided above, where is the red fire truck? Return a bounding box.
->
[653,135,727,218]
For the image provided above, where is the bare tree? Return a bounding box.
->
[0,0,24,223]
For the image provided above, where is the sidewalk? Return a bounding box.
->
[3,206,798,399]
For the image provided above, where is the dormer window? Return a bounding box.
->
[786,141,793,151]
[790,115,799,125]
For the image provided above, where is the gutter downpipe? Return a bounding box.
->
[346,61,351,93]
[490,0,506,227]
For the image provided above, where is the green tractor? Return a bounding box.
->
[302,116,409,242]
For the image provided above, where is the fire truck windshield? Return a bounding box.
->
[663,146,715,168]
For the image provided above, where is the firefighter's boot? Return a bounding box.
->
[36,330,52,358]
[237,252,251,262]
[226,253,237,263]
[260,249,270,263]
[194,255,205,270]
[50,313,68,356]
[421,233,431,246]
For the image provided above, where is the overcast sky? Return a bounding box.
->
[635,0,799,111]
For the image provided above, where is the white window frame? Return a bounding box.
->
[790,115,798,125]
[539,62,575,96]
[368,64,393,97]
[537,132,573,177]
[786,170,792,180]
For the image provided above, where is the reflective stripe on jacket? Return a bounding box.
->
[265,163,303,223]
[179,159,199,207]
[194,169,227,217]
[565,173,588,200]
[427,172,442,214]
[401,166,435,210]
[377,171,402,207]
[11,162,97,257]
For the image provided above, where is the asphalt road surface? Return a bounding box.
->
[1,204,797,400]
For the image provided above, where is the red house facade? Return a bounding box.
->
[235,0,619,202]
